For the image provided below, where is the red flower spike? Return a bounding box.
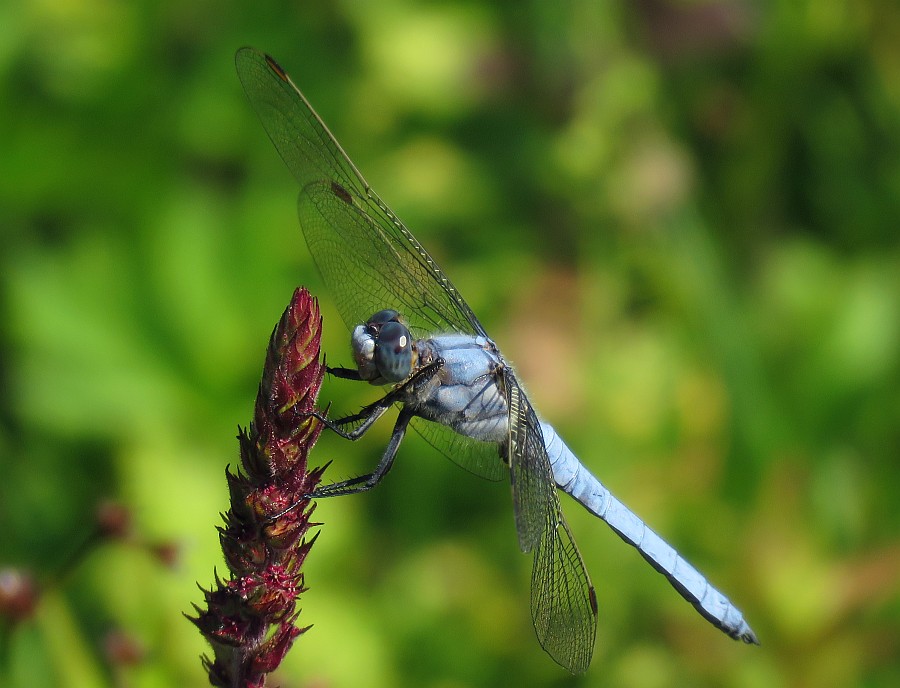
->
[251,619,304,674]
[189,288,328,687]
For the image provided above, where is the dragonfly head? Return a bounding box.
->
[351,309,416,384]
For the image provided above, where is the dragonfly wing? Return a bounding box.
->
[532,511,598,674]
[505,371,552,552]
[505,369,597,673]
[411,417,506,481]
[235,47,485,341]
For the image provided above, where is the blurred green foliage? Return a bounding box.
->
[1,0,899,686]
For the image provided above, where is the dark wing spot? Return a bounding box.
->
[331,180,353,205]
[264,54,289,82]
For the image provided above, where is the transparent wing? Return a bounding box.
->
[411,417,506,481]
[505,373,552,553]
[506,370,597,673]
[235,47,486,341]
[531,514,598,674]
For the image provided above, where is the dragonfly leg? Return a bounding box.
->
[261,403,397,521]
[306,401,390,440]
[311,407,414,497]
[309,360,441,496]
[327,365,362,380]
[313,360,443,440]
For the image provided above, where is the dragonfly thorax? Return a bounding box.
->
[351,310,416,385]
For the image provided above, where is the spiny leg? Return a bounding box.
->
[312,408,414,498]
[310,359,443,440]
[326,365,362,381]
[308,360,442,497]
[307,397,392,440]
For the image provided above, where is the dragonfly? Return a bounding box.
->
[235,47,759,673]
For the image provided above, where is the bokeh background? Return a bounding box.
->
[2,1,899,686]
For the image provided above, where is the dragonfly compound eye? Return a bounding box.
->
[367,309,402,326]
[374,320,413,382]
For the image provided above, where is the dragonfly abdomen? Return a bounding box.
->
[539,422,759,645]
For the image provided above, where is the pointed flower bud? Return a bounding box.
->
[189,287,327,686]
